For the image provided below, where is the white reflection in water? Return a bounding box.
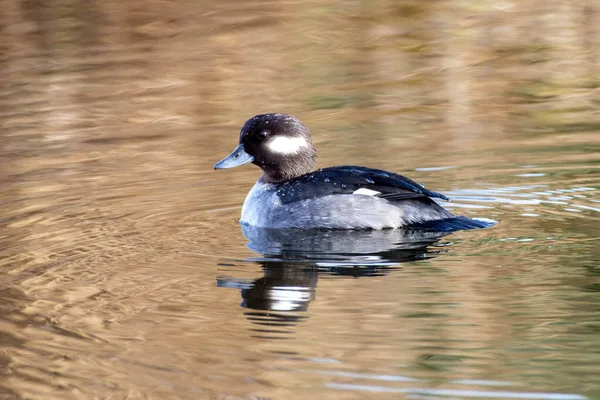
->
[415,166,457,171]
[326,383,588,399]
[444,185,597,216]
[515,173,546,177]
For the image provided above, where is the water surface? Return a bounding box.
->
[1,1,599,399]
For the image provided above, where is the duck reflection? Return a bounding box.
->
[218,226,452,339]
[242,225,450,266]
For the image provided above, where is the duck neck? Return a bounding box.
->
[259,165,311,183]
[258,156,316,183]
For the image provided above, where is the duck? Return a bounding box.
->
[214,113,494,230]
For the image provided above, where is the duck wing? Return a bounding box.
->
[277,166,450,205]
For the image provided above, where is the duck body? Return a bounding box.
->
[241,166,454,229]
[215,113,494,231]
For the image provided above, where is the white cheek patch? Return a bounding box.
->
[267,136,308,155]
[353,188,381,196]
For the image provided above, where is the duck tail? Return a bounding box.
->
[408,216,497,232]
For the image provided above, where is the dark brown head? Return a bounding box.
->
[214,113,317,183]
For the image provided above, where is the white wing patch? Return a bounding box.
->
[267,136,308,155]
[353,188,381,196]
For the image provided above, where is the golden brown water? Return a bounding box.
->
[1,1,599,399]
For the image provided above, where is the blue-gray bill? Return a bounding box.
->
[214,144,255,169]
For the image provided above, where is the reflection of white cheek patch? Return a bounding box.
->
[267,136,308,155]
[353,188,381,196]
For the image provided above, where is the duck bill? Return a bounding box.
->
[214,144,254,169]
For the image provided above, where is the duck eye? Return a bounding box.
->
[258,131,269,140]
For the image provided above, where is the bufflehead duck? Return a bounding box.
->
[215,113,494,230]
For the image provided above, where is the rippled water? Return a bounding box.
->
[1,1,600,399]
